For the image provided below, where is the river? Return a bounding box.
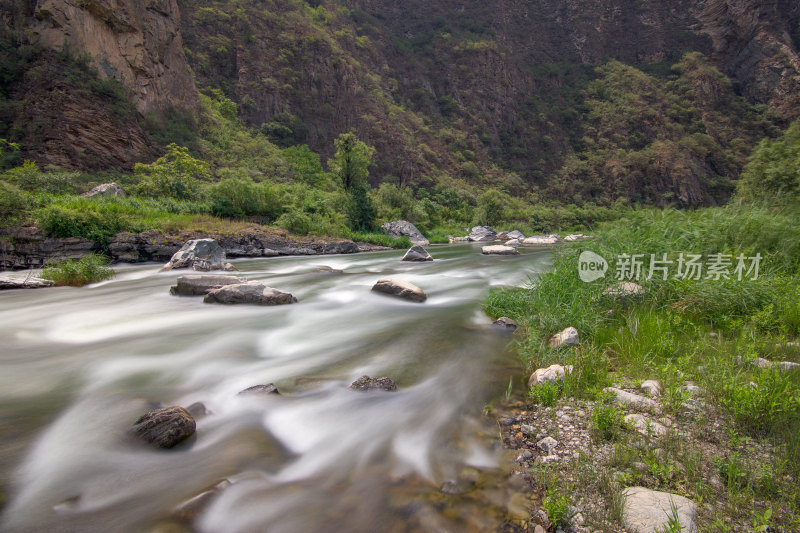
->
[0,244,552,533]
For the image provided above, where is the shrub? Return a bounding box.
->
[35,204,122,245]
[528,381,561,406]
[207,177,282,219]
[590,398,628,441]
[0,181,27,223]
[41,253,114,286]
[277,209,312,235]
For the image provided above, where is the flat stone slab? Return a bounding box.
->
[622,487,698,533]
[371,278,427,302]
[170,275,245,296]
[605,387,659,409]
[481,245,519,256]
[0,275,54,290]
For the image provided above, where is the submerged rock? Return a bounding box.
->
[371,278,427,302]
[492,317,518,331]
[131,406,196,449]
[238,383,281,396]
[173,479,232,522]
[161,239,235,272]
[468,226,497,242]
[481,245,519,256]
[401,244,433,262]
[381,220,429,245]
[548,327,579,348]
[348,375,398,392]
[203,282,298,306]
[169,275,245,296]
[622,487,698,533]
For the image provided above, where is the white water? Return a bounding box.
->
[0,244,551,532]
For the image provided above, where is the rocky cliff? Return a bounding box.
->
[31,0,198,113]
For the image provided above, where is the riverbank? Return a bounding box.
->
[0,224,397,271]
[486,204,800,531]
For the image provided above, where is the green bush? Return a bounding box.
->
[41,253,114,286]
[0,181,27,224]
[277,209,312,235]
[207,177,282,219]
[528,381,561,406]
[35,204,123,245]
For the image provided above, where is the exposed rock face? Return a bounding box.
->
[161,239,235,272]
[169,275,245,296]
[622,487,698,533]
[371,278,427,303]
[131,406,196,449]
[401,244,433,262]
[203,283,298,306]
[381,221,429,245]
[32,0,198,114]
[548,327,580,348]
[468,226,497,242]
[481,245,519,256]
[81,182,126,198]
[0,226,102,270]
[348,375,398,392]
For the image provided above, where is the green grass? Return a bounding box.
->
[344,231,411,249]
[41,253,115,286]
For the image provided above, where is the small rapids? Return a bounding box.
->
[0,244,552,532]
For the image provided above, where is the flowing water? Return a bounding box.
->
[0,244,552,533]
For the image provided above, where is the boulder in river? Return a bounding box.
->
[203,282,298,306]
[0,275,54,290]
[160,239,236,272]
[81,182,126,198]
[381,220,429,245]
[505,239,521,247]
[238,383,281,396]
[170,275,246,296]
[349,375,398,392]
[371,278,427,302]
[401,244,433,262]
[548,327,579,348]
[468,226,497,242]
[522,235,559,245]
[506,230,525,240]
[131,406,196,449]
[481,245,519,256]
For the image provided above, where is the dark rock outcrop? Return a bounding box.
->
[203,283,298,306]
[349,375,398,392]
[131,406,196,449]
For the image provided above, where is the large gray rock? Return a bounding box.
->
[528,364,574,387]
[548,327,579,348]
[522,235,559,245]
[381,220,429,245]
[468,226,497,242]
[371,278,427,302]
[203,282,298,306]
[481,245,520,256]
[401,244,433,262]
[161,239,235,272]
[81,182,126,198]
[131,406,196,449]
[507,230,525,240]
[622,487,698,533]
[170,275,245,296]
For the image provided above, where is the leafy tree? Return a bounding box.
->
[737,122,800,203]
[474,188,508,226]
[133,144,208,200]
[329,133,376,230]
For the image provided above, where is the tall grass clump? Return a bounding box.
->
[41,253,114,286]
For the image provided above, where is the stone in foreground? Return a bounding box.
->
[238,383,281,396]
[467,226,497,242]
[640,379,662,397]
[548,327,579,348]
[170,275,245,296]
[622,487,698,533]
[349,375,398,392]
[203,282,298,305]
[371,278,427,302]
[537,436,558,455]
[381,220,429,245]
[81,182,126,198]
[492,317,518,331]
[401,244,433,262]
[131,406,196,449]
[528,364,574,387]
[161,239,235,272]
[481,245,519,256]
[604,387,659,409]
